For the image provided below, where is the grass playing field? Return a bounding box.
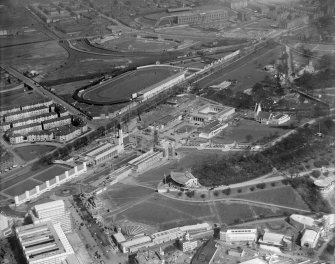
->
[4,179,42,196]
[83,67,178,102]
[234,186,310,210]
[13,145,56,162]
[212,119,289,144]
[33,165,70,182]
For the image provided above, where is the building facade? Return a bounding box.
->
[33,200,73,233]
[177,9,229,25]
[220,228,258,243]
[199,120,228,139]
[4,106,50,122]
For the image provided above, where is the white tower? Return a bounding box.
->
[118,128,123,146]
[254,103,262,119]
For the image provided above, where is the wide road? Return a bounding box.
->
[1,65,97,129]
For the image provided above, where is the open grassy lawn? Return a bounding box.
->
[4,179,41,196]
[101,184,154,209]
[13,145,56,162]
[33,165,70,182]
[234,186,309,210]
[108,188,298,229]
[212,119,289,144]
[83,68,178,102]
[0,90,46,110]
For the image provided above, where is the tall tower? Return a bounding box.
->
[117,124,123,147]
[254,103,262,119]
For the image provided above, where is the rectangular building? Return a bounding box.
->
[220,228,258,243]
[128,150,163,172]
[190,103,235,124]
[7,122,42,135]
[16,221,74,264]
[80,142,123,166]
[42,115,72,130]
[177,9,229,25]
[4,106,50,122]
[12,112,58,129]
[199,120,228,139]
[33,200,73,233]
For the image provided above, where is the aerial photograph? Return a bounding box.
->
[0,0,335,263]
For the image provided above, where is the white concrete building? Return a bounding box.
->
[220,228,258,243]
[199,120,228,139]
[190,103,235,124]
[128,149,163,173]
[314,175,335,196]
[170,171,199,189]
[259,232,284,248]
[301,229,320,249]
[0,214,12,238]
[33,200,72,233]
[151,227,184,245]
[16,221,74,264]
[119,235,152,253]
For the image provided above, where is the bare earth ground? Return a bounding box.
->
[197,45,283,92]
[1,41,68,75]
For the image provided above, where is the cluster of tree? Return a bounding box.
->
[294,69,335,91]
[288,177,331,213]
[205,88,254,110]
[314,16,335,41]
[193,119,333,187]
[192,152,273,186]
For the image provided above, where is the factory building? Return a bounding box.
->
[190,103,235,124]
[15,221,74,264]
[32,200,73,233]
[220,228,258,243]
[199,120,228,139]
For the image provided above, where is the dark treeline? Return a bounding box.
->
[193,118,334,187]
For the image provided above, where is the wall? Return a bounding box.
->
[14,163,87,206]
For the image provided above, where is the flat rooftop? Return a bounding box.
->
[16,221,73,262]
